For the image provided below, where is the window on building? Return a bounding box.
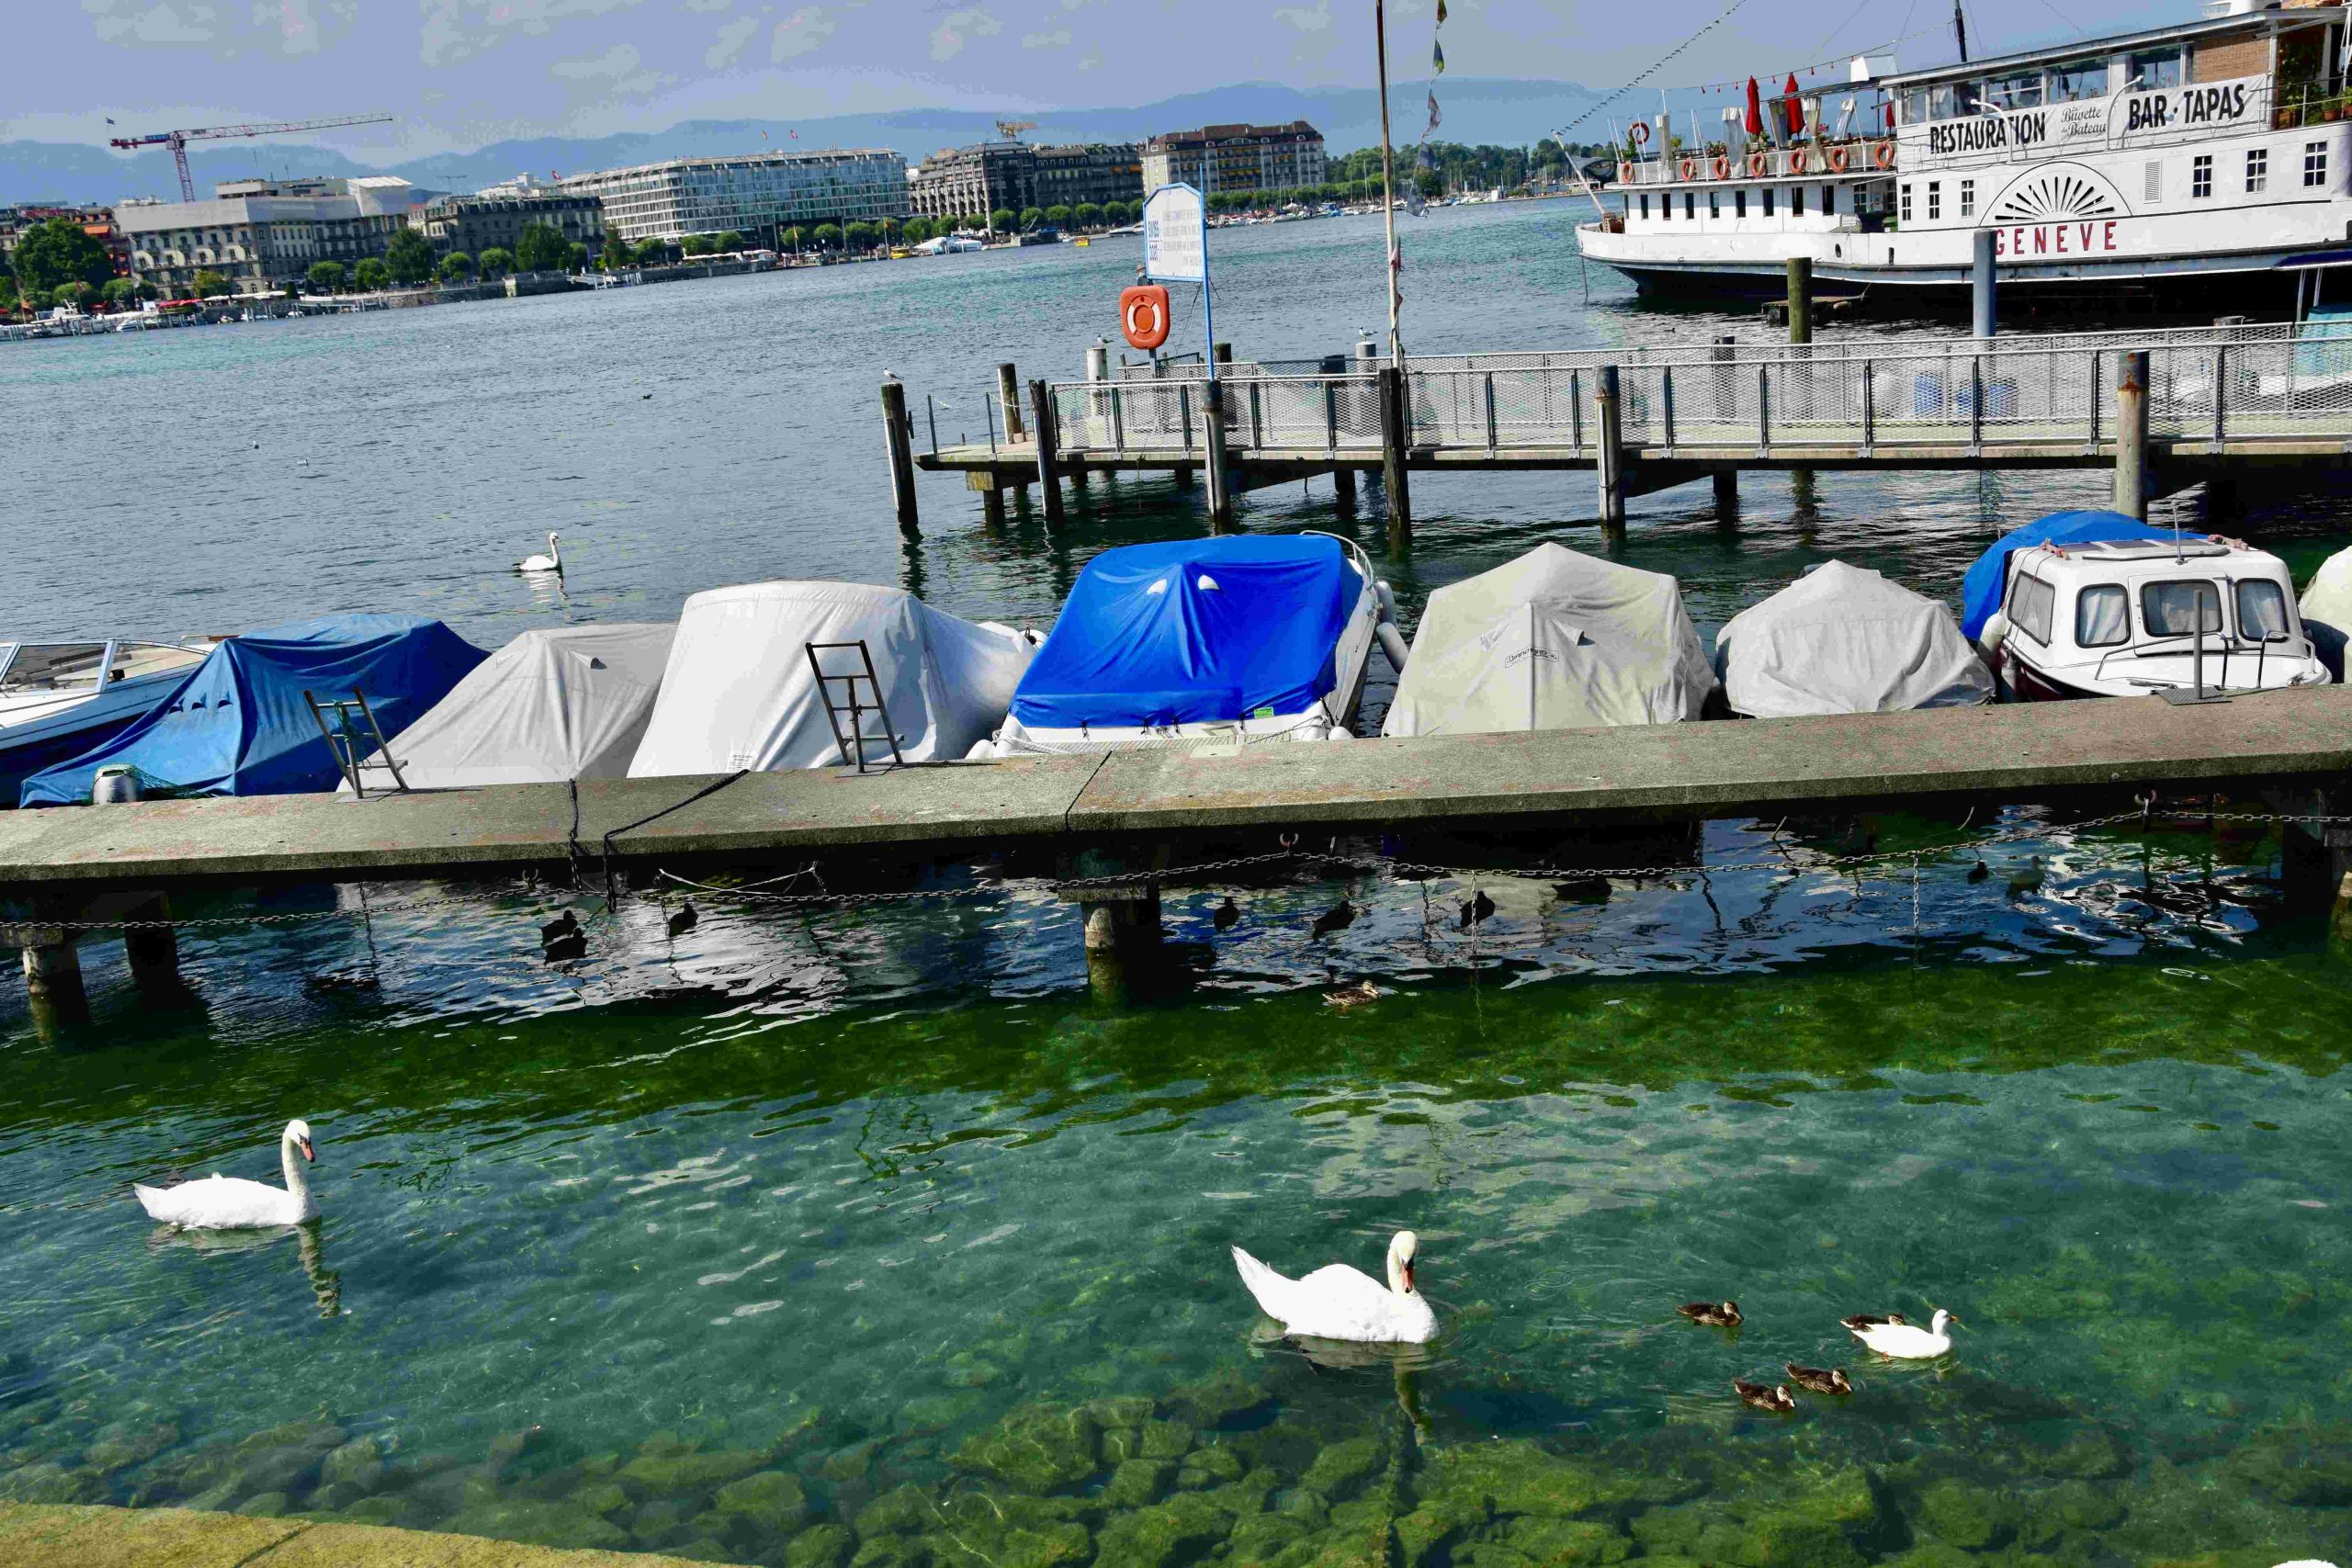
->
[1792,185,1805,217]
[2049,59,2107,103]
[1900,183,1913,222]
[2247,147,2270,193]
[1959,179,1975,218]
[1927,181,1941,220]
[1735,189,1747,217]
[1763,186,1775,216]
[2128,48,2183,90]
[2307,141,2330,187]
[2192,154,2213,198]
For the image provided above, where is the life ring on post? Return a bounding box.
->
[1679,157,1699,181]
[1120,285,1170,352]
[1828,144,1851,173]
[1747,152,1769,177]
[1871,140,1896,170]
[1629,121,1651,147]
[1711,155,1730,179]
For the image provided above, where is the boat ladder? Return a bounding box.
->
[805,640,905,773]
[305,689,411,798]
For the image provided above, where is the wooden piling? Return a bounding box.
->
[1785,258,1813,346]
[1712,468,1738,520]
[880,379,920,537]
[1594,365,1626,539]
[1028,378,1066,528]
[998,362,1026,440]
[1333,466,1358,510]
[1377,365,1413,550]
[2114,349,2150,520]
[1204,379,1235,532]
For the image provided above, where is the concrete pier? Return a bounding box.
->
[0,1502,749,1568]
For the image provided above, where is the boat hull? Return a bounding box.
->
[1594,248,2317,317]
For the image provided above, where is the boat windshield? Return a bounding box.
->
[0,642,108,695]
[2236,580,2291,640]
[111,642,207,682]
[2141,581,2222,638]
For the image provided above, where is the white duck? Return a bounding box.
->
[1846,1307,1959,1359]
[1232,1230,1437,1344]
[514,531,562,574]
[136,1120,319,1229]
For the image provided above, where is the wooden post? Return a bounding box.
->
[1785,257,1813,345]
[1594,365,1626,539]
[998,362,1026,440]
[123,897,181,997]
[1029,378,1066,528]
[980,482,1006,531]
[1204,379,1235,532]
[1713,469,1738,519]
[1333,466,1358,510]
[1377,365,1413,550]
[880,379,920,538]
[2114,349,2150,520]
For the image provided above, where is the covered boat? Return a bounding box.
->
[0,637,213,806]
[1381,544,1713,737]
[19,615,487,807]
[1959,511,2199,643]
[340,624,675,791]
[2298,544,2352,680]
[1714,561,1991,718]
[979,533,1381,755]
[628,581,1035,776]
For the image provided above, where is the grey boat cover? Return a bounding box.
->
[1713,561,1991,717]
[1382,543,1715,737]
[628,581,1035,776]
[345,623,674,791]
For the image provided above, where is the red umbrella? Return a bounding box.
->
[1784,73,1804,134]
[1744,77,1763,136]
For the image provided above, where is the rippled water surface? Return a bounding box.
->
[4,202,2352,1567]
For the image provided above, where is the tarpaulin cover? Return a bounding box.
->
[628,581,1035,775]
[1011,536,1360,728]
[1960,511,2200,639]
[21,614,487,806]
[342,624,674,790]
[1381,543,1714,737]
[2299,543,2352,678]
[1714,561,1992,717]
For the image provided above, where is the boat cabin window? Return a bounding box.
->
[2128,48,2183,91]
[0,643,108,695]
[2009,573,2057,646]
[1986,72,2044,110]
[2142,580,2223,637]
[1901,88,1928,125]
[2075,584,2130,648]
[1929,81,1982,118]
[2048,59,2108,104]
[2236,579,2291,640]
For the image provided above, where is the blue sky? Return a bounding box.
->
[14,0,2182,159]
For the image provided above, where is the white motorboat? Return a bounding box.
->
[0,638,212,805]
[973,534,1386,756]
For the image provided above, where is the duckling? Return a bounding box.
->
[1966,858,1990,884]
[1677,1300,1743,1328]
[2007,855,2046,901]
[1785,1363,1853,1396]
[1838,1312,1905,1333]
[1213,896,1240,931]
[1459,890,1496,929]
[666,899,698,939]
[1733,1380,1796,1413]
[1325,980,1381,1011]
[540,908,581,944]
[1311,898,1357,938]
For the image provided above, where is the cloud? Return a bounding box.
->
[419,0,644,67]
[80,0,356,55]
[1020,26,1069,48]
[928,6,999,61]
[1273,0,1329,31]
[771,6,834,60]
[705,13,757,65]
[549,40,661,93]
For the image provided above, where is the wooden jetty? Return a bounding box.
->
[7,688,2352,1010]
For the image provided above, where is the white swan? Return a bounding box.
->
[135,1120,318,1229]
[1232,1231,1437,1344]
[515,531,562,574]
[1847,1306,1958,1359]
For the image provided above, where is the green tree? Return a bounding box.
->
[901,217,933,243]
[680,233,713,256]
[1044,204,1072,230]
[479,247,514,276]
[190,269,230,299]
[1018,206,1046,231]
[101,276,141,306]
[809,223,840,251]
[306,260,346,293]
[54,280,96,308]
[989,208,1016,235]
[1073,202,1102,231]
[600,229,629,270]
[384,226,435,285]
[631,238,669,265]
[438,252,475,282]
[844,220,876,252]
[717,229,746,253]
[353,258,390,291]
[0,276,16,311]
[565,243,590,271]
[9,218,113,296]
[514,222,570,273]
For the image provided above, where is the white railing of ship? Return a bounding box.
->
[1613,141,1896,186]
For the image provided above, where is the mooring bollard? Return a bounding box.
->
[1377,365,1413,550]
[2114,349,2150,520]
[1594,365,1626,539]
[1028,378,1066,528]
[880,378,920,538]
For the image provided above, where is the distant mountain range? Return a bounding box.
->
[1,79,1616,205]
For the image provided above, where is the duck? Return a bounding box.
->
[540,908,581,944]
[1310,899,1357,938]
[135,1121,318,1230]
[1213,896,1240,931]
[2006,856,2045,901]
[1325,980,1380,1011]
[1733,1380,1796,1413]
[1677,1300,1743,1328]
[666,899,698,939]
[1966,858,1990,884]
[514,531,562,575]
[1785,1363,1854,1395]
[1459,890,1496,929]
[1838,1311,1905,1333]
[1232,1231,1437,1344]
[1847,1307,1959,1359]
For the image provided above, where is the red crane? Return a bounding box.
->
[107,114,395,202]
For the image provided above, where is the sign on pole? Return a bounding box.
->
[1143,183,1207,284]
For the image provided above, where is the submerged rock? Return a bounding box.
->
[786,1522,856,1568]
[0,1461,103,1506]
[1093,1490,1235,1567]
[1913,1478,2018,1551]
[950,1404,1102,1493]
[1413,1440,1667,1521]
[619,1443,769,1495]
[319,1434,386,1494]
[1104,1459,1174,1507]
[445,1494,631,1551]
[1303,1438,1385,1500]
[83,1420,179,1475]
[715,1468,811,1530]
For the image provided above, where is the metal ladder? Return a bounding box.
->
[305,689,410,797]
[805,640,905,773]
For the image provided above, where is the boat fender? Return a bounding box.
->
[1978,610,2010,660]
[1375,620,1412,675]
[1329,727,1356,741]
[1374,581,1402,625]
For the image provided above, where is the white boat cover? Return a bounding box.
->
[345,623,674,790]
[1382,543,1715,737]
[628,581,1035,776]
[1714,561,1992,717]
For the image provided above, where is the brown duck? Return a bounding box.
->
[1733,1380,1796,1413]
[1324,980,1381,1011]
[1677,1300,1742,1328]
[1838,1312,1905,1333]
[1785,1363,1853,1395]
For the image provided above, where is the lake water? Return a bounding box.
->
[4,201,2351,1566]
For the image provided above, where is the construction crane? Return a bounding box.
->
[107,113,395,202]
[994,119,1038,142]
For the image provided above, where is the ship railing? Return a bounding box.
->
[1615,141,1894,186]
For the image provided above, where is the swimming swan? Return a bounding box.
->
[1231,1230,1437,1344]
[135,1120,318,1229]
[515,532,562,574]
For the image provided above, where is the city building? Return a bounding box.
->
[115,176,434,296]
[1141,122,1329,196]
[907,141,1037,224]
[408,188,605,260]
[1031,143,1144,211]
[558,151,906,245]
[0,206,131,279]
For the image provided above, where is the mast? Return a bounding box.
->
[1375,0,1406,369]
[1953,0,1969,62]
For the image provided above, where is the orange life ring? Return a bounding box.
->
[1871,140,1895,170]
[1120,285,1170,352]
[1711,155,1731,179]
[1747,152,1769,177]
[1828,144,1851,173]
[1791,149,1811,175]
[1617,161,1634,183]
[1679,157,1699,180]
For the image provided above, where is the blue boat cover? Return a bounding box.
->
[1011,536,1361,728]
[21,615,487,806]
[1959,511,2204,639]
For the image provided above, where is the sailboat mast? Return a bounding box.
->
[1953,0,1969,62]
